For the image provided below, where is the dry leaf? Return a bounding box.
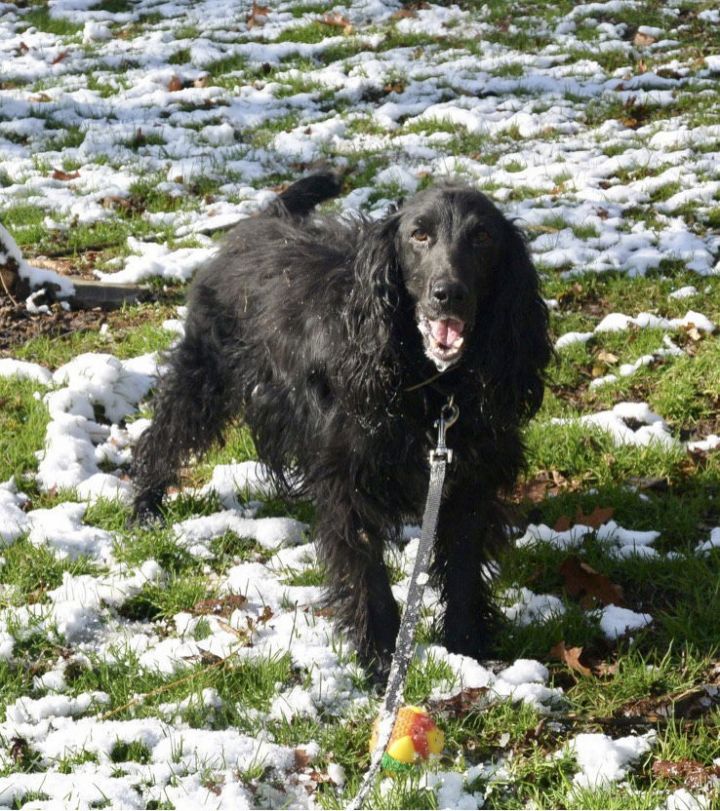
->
[429,686,488,716]
[294,747,312,769]
[247,1,270,28]
[652,758,720,789]
[575,505,614,529]
[596,350,619,365]
[550,641,593,677]
[560,555,624,608]
[52,50,69,65]
[633,31,657,46]
[322,12,353,34]
[167,75,183,92]
[554,515,572,532]
[52,169,80,181]
[593,659,620,677]
[18,41,30,54]
[191,594,247,617]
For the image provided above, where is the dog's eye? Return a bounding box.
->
[411,229,429,243]
[473,229,492,246]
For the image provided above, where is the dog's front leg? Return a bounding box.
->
[314,496,399,682]
[432,484,505,660]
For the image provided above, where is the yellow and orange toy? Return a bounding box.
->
[370,706,444,774]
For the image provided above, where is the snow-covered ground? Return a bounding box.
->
[1,0,720,808]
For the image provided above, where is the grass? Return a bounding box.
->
[1,0,720,807]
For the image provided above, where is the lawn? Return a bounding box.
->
[0,0,719,808]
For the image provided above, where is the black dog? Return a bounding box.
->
[132,173,551,679]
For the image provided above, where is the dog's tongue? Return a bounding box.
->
[430,318,464,347]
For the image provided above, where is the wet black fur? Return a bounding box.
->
[132,172,552,679]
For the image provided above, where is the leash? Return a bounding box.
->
[346,396,460,811]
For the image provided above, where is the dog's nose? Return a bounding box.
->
[431,280,467,306]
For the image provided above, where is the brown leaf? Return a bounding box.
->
[596,350,619,365]
[550,641,593,677]
[619,684,720,721]
[257,605,274,624]
[593,659,620,677]
[52,169,80,181]
[322,12,353,34]
[652,758,720,789]
[247,1,270,28]
[294,747,312,769]
[633,31,657,47]
[429,686,488,717]
[167,75,183,92]
[19,41,30,54]
[560,556,624,608]
[575,505,614,529]
[554,515,572,532]
[52,50,69,65]
[191,594,247,618]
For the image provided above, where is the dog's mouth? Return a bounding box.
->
[418,314,466,370]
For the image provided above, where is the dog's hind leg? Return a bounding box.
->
[131,327,233,524]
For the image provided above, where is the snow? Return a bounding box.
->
[598,604,653,640]
[551,402,680,449]
[566,731,655,788]
[0,358,52,385]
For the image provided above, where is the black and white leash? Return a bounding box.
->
[347,396,460,811]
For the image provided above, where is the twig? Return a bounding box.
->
[98,654,232,721]
[0,270,19,307]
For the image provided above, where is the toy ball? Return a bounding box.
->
[370,706,444,774]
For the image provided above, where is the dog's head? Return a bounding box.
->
[394,186,509,371]
[345,182,551,421]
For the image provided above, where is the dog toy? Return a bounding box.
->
[369,705,444,774]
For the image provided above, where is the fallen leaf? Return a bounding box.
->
[652,758,720,789]
[18,41,29,54]
[191,594,247,617]
[429,686,488,716]
[633,31,657,46]
[52,50,69,65]
[52,169,80,181]
[322,12,353,34]
[550,641,593,677]
[294,747,312,769]
[593,659,620,677]
[554,514,572,532]
[560,556,624,608]
[247,1,270,28]
[619,684,720,721]
[167,75,183,92]
[575,505,614,529]
[596,350,619,365]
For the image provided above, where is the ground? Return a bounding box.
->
[0,0,719,809]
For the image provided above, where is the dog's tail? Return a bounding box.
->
[269,171,343,218]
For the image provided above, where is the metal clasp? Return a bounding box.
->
[430,395,460,464]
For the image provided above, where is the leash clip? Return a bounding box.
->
[430,396,459,464]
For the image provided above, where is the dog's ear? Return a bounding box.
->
[476,220,552,422]
[339,214,403,417]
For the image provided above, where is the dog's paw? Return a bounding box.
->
[128,497,166,529]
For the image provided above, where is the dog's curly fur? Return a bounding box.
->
[132,172,552,679]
